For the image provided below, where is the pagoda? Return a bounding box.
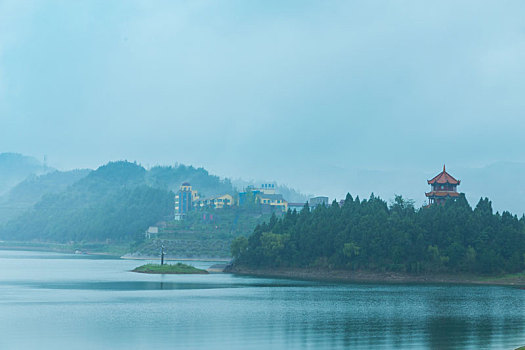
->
[425,165,460,205]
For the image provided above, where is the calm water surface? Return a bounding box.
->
[1,250,524,349]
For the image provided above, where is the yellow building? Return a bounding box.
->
[196,194,234,209]
[257,193,288,212]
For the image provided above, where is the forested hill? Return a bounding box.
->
[0,161,234,243]
[232,194,525,275]
[146,165,233,197]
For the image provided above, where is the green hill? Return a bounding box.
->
[0,169,91,224]
[0,161,236,245]
[0,162,172,242]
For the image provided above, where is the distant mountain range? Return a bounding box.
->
[0,153,310,233]
[0,153,51,195]
[0,153,523,244]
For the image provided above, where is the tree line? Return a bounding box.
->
[231,194,525,274]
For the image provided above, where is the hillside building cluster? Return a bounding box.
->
[238,184,288,212]
[173,165,459,221]
[174,182,328,220]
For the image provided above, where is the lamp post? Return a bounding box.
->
[160,244,165,266]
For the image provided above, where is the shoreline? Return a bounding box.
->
[0,242,126,256]
[0,245,231,262]
[227,266,525,287]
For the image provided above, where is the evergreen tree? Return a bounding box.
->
[233,194,525,275]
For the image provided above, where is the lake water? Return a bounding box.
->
[1,250,524,349]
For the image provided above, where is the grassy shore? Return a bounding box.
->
[226,266,525,286]
[132,263,209,274]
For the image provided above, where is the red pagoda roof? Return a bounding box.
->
[425,191,460,198]
[427,165,460,185]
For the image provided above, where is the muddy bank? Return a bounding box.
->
[226,265,525,286]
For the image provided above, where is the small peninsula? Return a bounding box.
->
[230,188,525,284]
[132,263,208,274]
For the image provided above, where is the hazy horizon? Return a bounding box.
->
[2,1,525,211]
[3,151,525,217]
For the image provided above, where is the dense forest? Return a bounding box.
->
[0,161,234,243]
[232,194,525,274]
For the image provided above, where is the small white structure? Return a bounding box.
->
[174,213,185,221]
[144,226,159,239]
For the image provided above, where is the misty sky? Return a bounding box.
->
[1,1,525,202]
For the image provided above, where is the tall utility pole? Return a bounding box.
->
[160,245,165,265]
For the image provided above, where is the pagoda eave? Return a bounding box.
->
[425,191,460,198]
[427,179,461,185]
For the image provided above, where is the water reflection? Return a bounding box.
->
[15,280,317,291]
[269,285,525,349]
[1,250,525,349]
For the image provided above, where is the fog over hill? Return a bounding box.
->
[2,2,525,217]
[0,162,174,242]
[1,152,523,218]
[2,2,524,200]
[0,160,243,243]
[0,153,51,195]
[0,169,92,224]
